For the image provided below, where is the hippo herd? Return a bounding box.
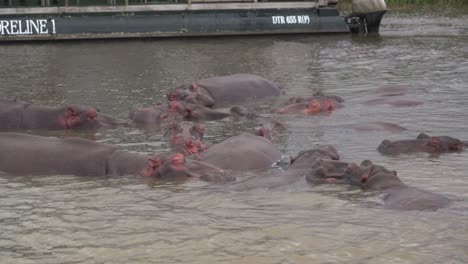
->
[1,74,466,211]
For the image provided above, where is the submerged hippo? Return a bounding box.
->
[362,97,424,107]
[0,98,130,131]
[231,146,342,190]
[129,101,231,125]
[378,133,465,155]
[340,122,407,133]
[198,132,282,171]
[163,122,207,156]
[272,94,343,115]
[0,133,232,182]
[343,160,451,211]
[230,106,287,140]
[167,74,281,108]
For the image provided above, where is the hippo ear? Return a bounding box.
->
[148,157,162,168]
[313,90,324,96]
[139,157,162,177]
[290,154,297,164]
[417,133,430,139]
[392,171,397,176]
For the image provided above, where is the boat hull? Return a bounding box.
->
[0,6,350,41]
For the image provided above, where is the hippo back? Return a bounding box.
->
[0,99,30,130]
[0,133,118,176]
[383,187,451,211]
[196,74,281,108]
[199,132,281,171]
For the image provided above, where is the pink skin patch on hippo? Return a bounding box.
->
[429,137,442,153]
[321,99,336,111]
[304,100,322,114]
[170,101,192,117]
[324,178,339,183]
[87,108,98,120]
[58,107,82,129]
[184,140,199,155]
[170,153,187,172]
[190,82,201,93]
[140,156,162,177]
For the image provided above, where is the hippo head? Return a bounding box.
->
[305,157,350,185]
[417,133,464,153]
[344,161,403,191]
[139,155,163,178]
[167,83,214,107]
[57,105,100,130]
[274,98,337,115]
[154,153,193,182]
[164,121,183,137]
[129,105,165,125]
[167,84,193,102]
[290,146,340,167]
[160,101,192,121]
[169,135,207,155]
[147,153,233,183]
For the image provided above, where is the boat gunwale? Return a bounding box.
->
[0,2,327,15]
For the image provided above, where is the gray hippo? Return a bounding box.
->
[198,132,282,171]
[0,133,233,182]
[340,122,407,133]
[272,94,343,115]
[378,133,465,155]
[167,74,281,108]
[362,85,423,107]
[231,146,342,190]
[343,160,451,211]
[229,106,287,141]
[0,98,130,131]
[362,98,424,107]
[129,101,231,125]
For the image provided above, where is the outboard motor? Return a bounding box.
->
[346,0,387,34]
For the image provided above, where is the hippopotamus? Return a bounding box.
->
[129,101,231,125]
[0,98,130,131]
[340,122,407,133]
[371,84,409,97]
[377,133,465,155]
[231,146,342,190]
[198,132,282,171]
[272,94,343,115]
[0,133,232,182]
[343,160,451,211]
[230,106,287,140]
[362,98,424,107]
[163,122,207,155]
[167,74,281,108]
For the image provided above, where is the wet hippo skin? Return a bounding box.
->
[167,74,281,108]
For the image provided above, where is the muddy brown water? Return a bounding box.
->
[1,10,467,264]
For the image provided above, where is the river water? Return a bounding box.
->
[1,9,467,264]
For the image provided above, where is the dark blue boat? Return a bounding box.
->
[0,0,387,41]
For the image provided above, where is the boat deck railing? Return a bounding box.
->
[0,0,333,7]
[0,0,338,14]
